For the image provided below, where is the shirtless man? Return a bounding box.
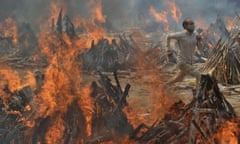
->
[164,18,201,88]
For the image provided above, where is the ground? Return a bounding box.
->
[82,67,240,126]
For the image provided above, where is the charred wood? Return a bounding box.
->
[131,75,237,144]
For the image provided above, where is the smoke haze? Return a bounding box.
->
[0,0,239,31]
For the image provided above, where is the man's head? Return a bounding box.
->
[182,18,195,33]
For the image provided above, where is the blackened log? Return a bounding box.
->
[56,8,63,34]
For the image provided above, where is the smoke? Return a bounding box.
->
[0,0,239,31]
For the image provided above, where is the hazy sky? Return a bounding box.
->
[0,0,239,31]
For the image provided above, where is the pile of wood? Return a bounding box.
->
[199,15,240,84]
[0,20,47,69]
[0,56,48,69]
[81,35,139,72]
[31,71,133,143]
[0,85,35,144]
[130,75,237,144]
[88,71,133,143]
[0,71,133,143]
[201,36,240,84]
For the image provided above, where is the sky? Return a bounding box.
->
[0,0,239,31]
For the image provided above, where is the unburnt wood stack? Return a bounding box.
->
[201,37,240,84]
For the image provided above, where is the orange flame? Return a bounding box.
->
[45,115,65,144]
[165,1,182,23]
[73,16,112,48]
[213,120,239,144]
[0,68,22,92]
[89,0,106,23]
[123,51,177,128]
[78,85,94,137]
[224,15,237,31]
[39,2,66,32]
[0,18,18,44]
[149,6,169,31]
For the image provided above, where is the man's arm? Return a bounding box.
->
[195,34,204,56]
[165,32,183,63]
[166,31,184,50]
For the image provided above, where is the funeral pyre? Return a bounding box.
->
[0,1,240,144]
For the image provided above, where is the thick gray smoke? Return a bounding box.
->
[0,0,239,31]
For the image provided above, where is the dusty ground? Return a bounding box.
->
[82,68,240,123]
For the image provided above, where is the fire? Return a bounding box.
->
[0,68,22,92]
[78,85,94,137]
[45,115,65,144]
[89,0,106,23]
[0,17,18,44]
[224,15,237,31]
[213,120,239,144]
[2,0,240,143]
[166,1,182,23]
[149,6,169,31]
[35,6,97,139]
[39,1,67,32]
[73,15,112,48]
[25,70,37,91]
[123,50,177,129]
[50,2,60,22]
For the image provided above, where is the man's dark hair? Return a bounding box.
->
[182,18,194,29]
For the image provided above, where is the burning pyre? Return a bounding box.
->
[0,0,239,144]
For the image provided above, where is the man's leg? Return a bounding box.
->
[165,70,186,86]
[184,64,201,87]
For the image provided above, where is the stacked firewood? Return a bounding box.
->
[201,36,240,84]
[88,71,133,143]
[0,56,48,69]
[0,85,35,144]
[0,21,47,69]
[0,71,133,143]
[81,35,138,72]
[131,75,237,144]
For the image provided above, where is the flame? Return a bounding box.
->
[45,115,65,144]
[149,6,169,31]
[123,100,151,128]
[49,2,60,23]
[166,1,182,23]
[213,120,239,144]
[224,15,236,31]
[25,71,37,91]
[123,50,177,129]
[0,18,18,44]
[39,1,66,32]
[36,8,96,139]
[89,0,106,23]
[78,85,94,137]
[0,68,37,113]
[0,68,22,92]
[73,16,112,48]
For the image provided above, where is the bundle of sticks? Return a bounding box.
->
[201,37,240,84]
